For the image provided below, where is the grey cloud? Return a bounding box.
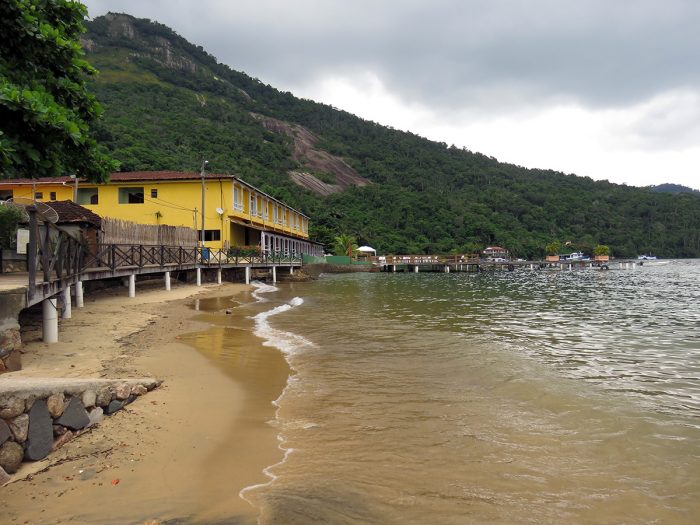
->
[83,0,700,113]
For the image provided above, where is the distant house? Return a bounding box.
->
[482,246,509,260]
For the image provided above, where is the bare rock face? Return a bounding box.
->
[46,392,66,418]
[0,396,25,419]
[0,441,24,474]
[0,419,11,445]
[55,397,90,430]
[25,400,53,461]
[8,414,29,443]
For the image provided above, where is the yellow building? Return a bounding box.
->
[0,171,322,255]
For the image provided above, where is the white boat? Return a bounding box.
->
[637,254,657,260]
[562,251,590,261]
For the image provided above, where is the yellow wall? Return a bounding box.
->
[0,177,310,251]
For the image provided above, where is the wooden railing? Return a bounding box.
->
[380,254,481,265]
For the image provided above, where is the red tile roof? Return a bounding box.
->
[43,201,102,228]
[108,171,235,182]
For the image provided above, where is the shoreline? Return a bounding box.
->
[2,280,287,524]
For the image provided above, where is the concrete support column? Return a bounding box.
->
[632,262,636,269]
[42,298,58,343]
[445,265,450,273]
[61,286,72,319]
[560,264,564,271]
[128,274,136,298]
[165,271,171,291]
[75,280,84,308]
[272,266,277,283]
[196,268,202,286]
[392,265,396,272]
[414,265,419,273]
[619,262,623,270]
[290,266,294,275]
[530,264,534,270]
[217,268,222,285]
[245,266,251,285]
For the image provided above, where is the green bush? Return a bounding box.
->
[0,205,26,249]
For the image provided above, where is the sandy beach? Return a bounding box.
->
[2,279,288,525]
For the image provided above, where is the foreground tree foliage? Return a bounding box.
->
[81,14,700,258]
[0,0,116,180]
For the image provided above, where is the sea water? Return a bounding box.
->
[243,261,700,524]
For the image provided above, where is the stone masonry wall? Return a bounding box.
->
[0,288,26,374]
[0,378,159,485]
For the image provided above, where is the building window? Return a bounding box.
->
[118,187,144,204]
[77,188,98,205]
[49,192,57,201]
[198,229,221,242]
[233,185,243,211]
[250,194,257,216]
[150,189,158,198]
[35,192,43,200]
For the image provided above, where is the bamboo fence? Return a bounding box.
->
[101,218,198,246]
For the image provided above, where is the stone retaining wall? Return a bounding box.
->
[0,377,160,485]
[0,288,25,374]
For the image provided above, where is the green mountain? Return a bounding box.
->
[649,184,700,195]
[83,13,700,258]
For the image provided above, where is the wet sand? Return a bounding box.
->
[2,280,286,524]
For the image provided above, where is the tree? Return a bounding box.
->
[545,241,561,255]
[0,0,117,180]
[593,244,611,256]
[332,233,358,257]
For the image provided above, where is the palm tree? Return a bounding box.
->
[333,234,358,257]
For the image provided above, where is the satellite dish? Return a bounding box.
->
[7,197,59,224]
[215,207,224,215]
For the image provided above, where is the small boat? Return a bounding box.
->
[637,254,657,260]
[561,251,591,261]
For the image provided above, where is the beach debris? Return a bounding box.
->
[52,430,74,451]
[55,397,90,430]
[9,414,29,443]
[46,392,66,418]
[25,399,53,461]
[225,308,233,314]
[111,478,120,485]
[0,441,24,473]
[0,419,11,445]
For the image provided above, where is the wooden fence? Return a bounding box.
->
[101,218,198,246]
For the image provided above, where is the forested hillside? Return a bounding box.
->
[83,13,700,258]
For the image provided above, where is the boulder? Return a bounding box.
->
[46,392,66,418]
[131,384,148,397]
[25,400,53,461]
[55,397,90,430]
[0,419,11,445]
[0,465,11,485]
[0,441,24,474]
[82,390,97,408]
[0,396,25,419]
[95,387,112,407]
[9,414,29,443]
[115,383,131,400]
[105,399,125,415]
[86,407,104,428]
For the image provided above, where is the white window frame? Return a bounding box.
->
[233,184,243,212]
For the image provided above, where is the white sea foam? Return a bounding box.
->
[240,281,314,517]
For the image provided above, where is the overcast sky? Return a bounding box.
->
[83,0,700,190]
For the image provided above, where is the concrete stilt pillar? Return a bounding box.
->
[632,262,636,269]
[195,299,200,311]
[245,266,251,285]
[128,274,136,298]
[196,268,202,286]
[619,262,623,270]
[165,271,171,291]
[42,298,58,343]
[560,264,564,271]
[414,265,419,273]
[272,266,277,283]
[392,265,396,272]
[61,286,72,319]
[290,266,294,275]
[445,265,450,273]
[75,280,84,308]
[217,268,222,284]
[530,264,534,270]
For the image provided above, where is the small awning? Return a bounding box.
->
[357,246,376,254]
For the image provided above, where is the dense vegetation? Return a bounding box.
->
[0,0,116,180]
[82,13,700,258]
